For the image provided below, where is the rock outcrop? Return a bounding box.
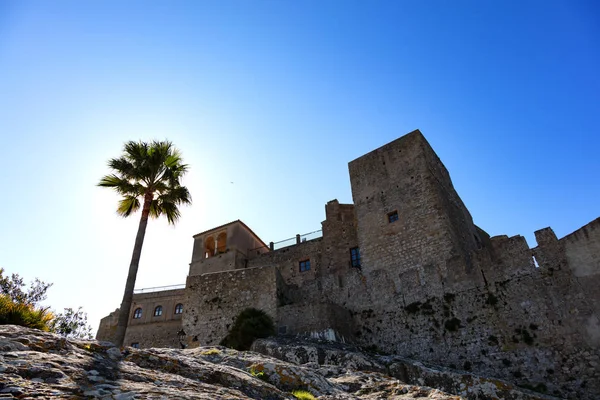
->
[1,326,559,399]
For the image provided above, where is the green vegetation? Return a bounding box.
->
[249,365,269,382]
[0,295,53,331]
[0,268,92,338]
[220,308,275,350]
[98,140,191,347]
[51,307,93,339]
[292,390,316,400]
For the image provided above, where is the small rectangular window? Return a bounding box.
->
[131,342,140,348]
[388,211,399,223]
[299,259,311,272]
[350,247,361,268]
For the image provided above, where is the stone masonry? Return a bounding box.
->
[97,129,600,399]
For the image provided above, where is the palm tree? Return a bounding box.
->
[98,140,191,347]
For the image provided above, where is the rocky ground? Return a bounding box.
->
[0,326,559,399]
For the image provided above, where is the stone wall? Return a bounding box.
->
[183,266,278,346]
[276,302,355,340]
[96,288,185,348]
[348,221,600,399]
[124,319,183,349]
[123,288,185,348]
[95,308,119,344]
[248,238,322,288]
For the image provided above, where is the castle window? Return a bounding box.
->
[133,308,142,319]
[388,211,399,223]
[350,247,361,268]
[174,303,183,314]
[131,342,140,348]
[153,306,163,317]
[299,259,311,272]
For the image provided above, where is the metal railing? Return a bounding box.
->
[134,284,186,294]
[248,229,323,254]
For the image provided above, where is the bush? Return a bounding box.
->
[0,268,93,338]
[0,268,52,305]
[292,390,316,400]
[0,295,53,331]
[220,308,275,351]
[51,307,93,339]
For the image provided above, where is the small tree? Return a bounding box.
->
[51,307,94,339]
[0,267,52,305]
[0,268,92,338]
[220,308,275,351]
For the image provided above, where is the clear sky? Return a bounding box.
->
[1,1,598,334]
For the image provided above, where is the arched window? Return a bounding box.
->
[153,305,163,317]
[174,303,183,314]
[133,308,142,319]
[216,232,227,254]
[205,236,215,258]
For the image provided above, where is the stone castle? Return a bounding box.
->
[97,130,600,399]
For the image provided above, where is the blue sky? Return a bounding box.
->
[0,1,598,333]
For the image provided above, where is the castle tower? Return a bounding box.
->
[188,220,269,276]
[348,130,481,301]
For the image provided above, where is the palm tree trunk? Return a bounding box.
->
[114,192,153,347]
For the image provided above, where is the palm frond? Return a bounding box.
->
[117,196,141,217]
[97,174,141,196]
[155,200,181,225]
[107,157,140,181]
[100,139,191,221]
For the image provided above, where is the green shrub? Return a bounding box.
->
[0,295,53,331]
[0,268,93,339]
[249,365,269,382]
[292,390,316,400]
[220,308,275,351]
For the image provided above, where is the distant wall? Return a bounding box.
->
[277,302,354,340]
[96,308,119,344]
[120,288,185,348]
[189,250,243,276]
[183,266,278,346]
[124,319,183,349]
[248,238,322,287]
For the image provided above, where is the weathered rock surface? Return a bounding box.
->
[0,326,559,399]
[252,337,563,400]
